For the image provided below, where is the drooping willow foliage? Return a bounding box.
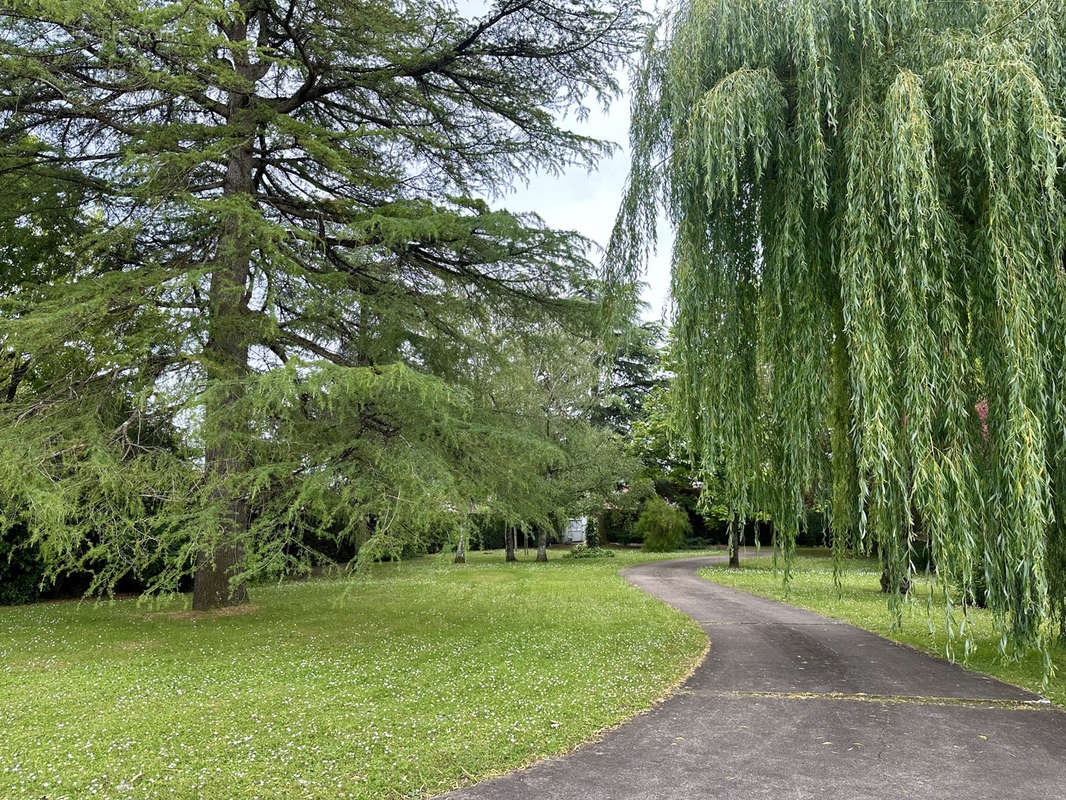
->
[610,0,1066,659]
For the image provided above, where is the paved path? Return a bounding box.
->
[442,553,1066,800]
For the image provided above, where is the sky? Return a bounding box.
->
[493,82,675,324]
[452,0,675,323]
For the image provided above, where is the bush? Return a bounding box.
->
[564,545,615,559]
[584,517,600,548]
[637,496,692,553]
[0,525,45,605]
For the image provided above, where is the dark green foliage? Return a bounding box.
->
[1050,530,1066,638]
[470,516,508,551]
[638,496,692,552]
[796,512,829,549]
[600,508,640,545]
[592,321,665,435]
[626,343,740,544]
[0,525,43,605]
[584,517,600,548]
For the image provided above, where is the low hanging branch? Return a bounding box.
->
[609,0,1066,660]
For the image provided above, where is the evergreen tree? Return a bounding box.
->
[592,316,666,435]
[0,0,643,607]
[611,0,1066,657]
[469,316,641,561]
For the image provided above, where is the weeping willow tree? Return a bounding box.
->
[610,0,1066,660]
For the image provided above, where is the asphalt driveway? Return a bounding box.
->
[440,552,1066,800]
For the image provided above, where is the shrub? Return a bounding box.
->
[565,544,615,559]
[584,517,600,548]
[637,496,692,552]
[0,525,45,605]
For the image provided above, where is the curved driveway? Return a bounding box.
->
[442,552,1066,800]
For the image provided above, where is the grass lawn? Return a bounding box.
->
[700,548,1066,709]
[1,548,714,800]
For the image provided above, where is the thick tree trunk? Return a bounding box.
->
[828,286,858,548]
[193,35,261,610]
[195,189,253,608]
[504,525,516,562]
[197,273,251,611]
[596,512,608,546]
[193,543,249,609]
[536,527,548,562]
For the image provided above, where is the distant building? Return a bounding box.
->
[562,517,587,544]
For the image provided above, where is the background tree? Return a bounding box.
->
[0,0,643,608]
[591,313,666,435]
[466,314,642,562]
[611,0,1066,657]
[637,495,692,552]
[625,333,758,560]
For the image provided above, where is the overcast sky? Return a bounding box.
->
[494,83,675,324]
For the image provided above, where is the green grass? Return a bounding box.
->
[1,548,715,800]
[700,548,1066,709]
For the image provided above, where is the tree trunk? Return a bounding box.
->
[728,521,741,568]
[193,32,261,610]
[879,546,911,595]
[193,543,249,609]
[4,354,29,404]
[454,526,467,564]
[505,525,516,562]
[536,527,548,562]
[596,512,608,546]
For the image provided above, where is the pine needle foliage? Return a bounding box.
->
[610,0,1066,661]
[0,0,645,605]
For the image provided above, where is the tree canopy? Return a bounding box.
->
[611,0,1066,658]
[591,316,666,435]
[0,0,644,606]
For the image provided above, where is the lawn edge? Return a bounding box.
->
[426,557,714,798]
